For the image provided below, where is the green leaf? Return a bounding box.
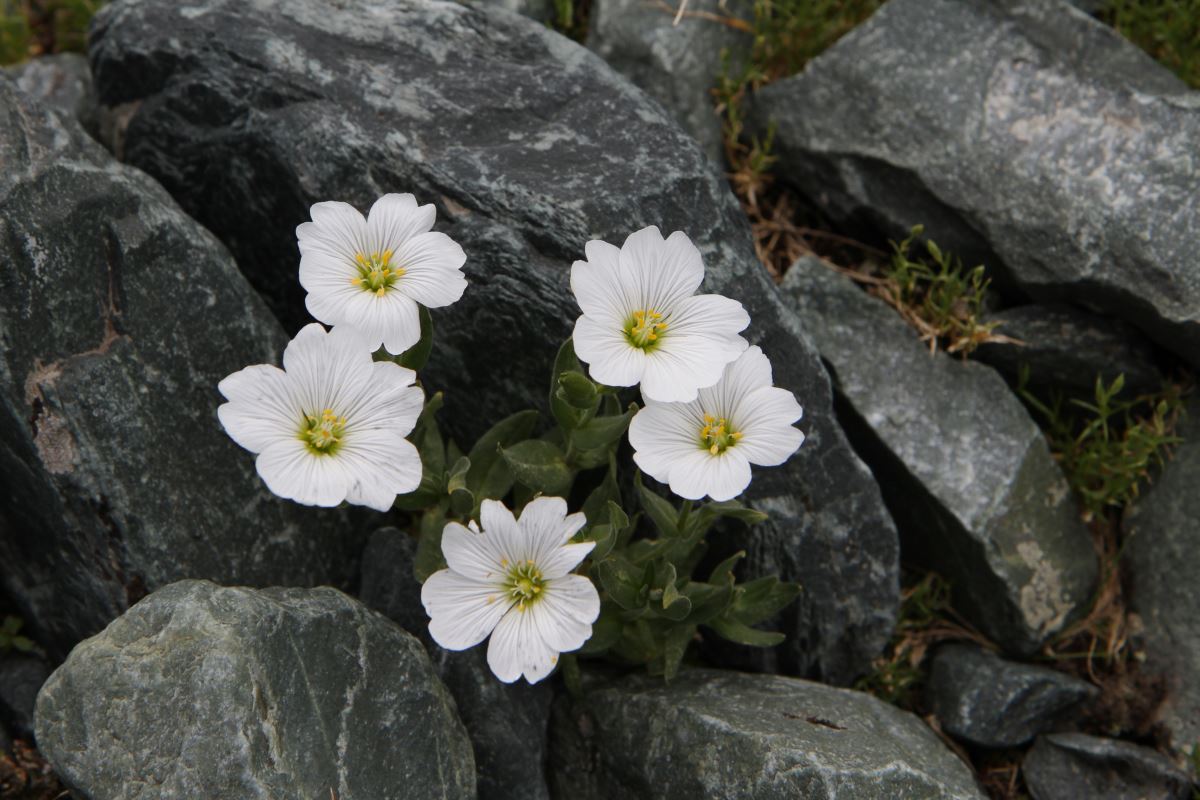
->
[636,472,679,537]
[500,439,574,497]
[597,556,647,612]
[681,581,735,625]
[707,616,786,648]
[708,551,745,585]
[661,623,695,682]
[585,523,617,561]
[581,461,621,525]
[413,509,448,583]
[550,339,592,430]
[732,577,802,625]
[578,602,623,655]
[557,371,598,410]
[397,305,434,371]
[414,393,446,478]
[699,500,769,527]
[569,443,612,470]
[570,404,635,451]
[660,579,692,622]
[465,410,539,506]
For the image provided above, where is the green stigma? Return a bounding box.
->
[504,559,545,611]
[300,408,346,455]
[699,413,741,455]
[350,250,404,296]
[624,308,668,350]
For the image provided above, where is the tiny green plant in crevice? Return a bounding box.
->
[0,615,35,653]
[1018,369,1187,522]
[1100,0,1200,90]
[0,0,106,66]
[549,0,590,42]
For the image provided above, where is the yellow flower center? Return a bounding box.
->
[505,560,545,611]
[300,408,347,455]
[699,413,742,456]
[625,308,668,350]
[349,250,405,297]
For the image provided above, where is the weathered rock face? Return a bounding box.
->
[35,581,475,800]
[482,0,555,23]
[1023,734,1193,800]
[781,258,1097,654]
[974,304,1165,399]
[359,527,553,800]
[927,644,1096,748]
[587,0,749,163]
[0,653,50,742]
[750,0,1200,368]
[551,668,987,799]
[3,53,94,126]
[89,0,900,683]
[0,76,364,661]
[1124,395,1200,757]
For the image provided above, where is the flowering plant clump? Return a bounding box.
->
[219,198,806,685]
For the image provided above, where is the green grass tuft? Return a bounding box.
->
[1101,0,1200,90]
[0,0,105,66]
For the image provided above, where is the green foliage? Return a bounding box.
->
[0,3,32,65]
[550,0,589,41]
[878,225,1000,356]
[1101,0,1200,89]
[1019,370,1186,521]
[0,0,106,66]
[0,615,35,653]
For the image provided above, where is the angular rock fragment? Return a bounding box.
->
[1124,395,1200,757]
[551,668,987,799]
[0,76,362,660]
[751,0,1200,368]
[927,644,1096,748]
[1023,733,1192,800]
[35,581,474,800]
[781,257,1097,653]
[89,0,900,683]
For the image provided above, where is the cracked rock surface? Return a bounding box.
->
[89,0,899,684]
[0,76,363,661]
[550,668,987,799]
[781,258,1097,654]
[35,580,475,800]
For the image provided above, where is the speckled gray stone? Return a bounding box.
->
[0,653,51,742]
[3,53,94,125]
[359,527,553,800]
[1023,734,1192,800]
[88,0,900,684]
[35,580,475,800]
[1125,395,1200,758]
[0,76,364,662]
[781,258,1097,654]
[750,0,1200,368]
[927,644,1096,748]
[588,0,751,163]
[974,304,1165,398]
[550,668,987,799]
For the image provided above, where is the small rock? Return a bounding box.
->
[975,304,1165,398]
[4,53,94,127]
[35,580,475,800]
[751,0,1200,368]
[1124,395,1200,757]
[588,0,750,163]
[479,0,556,24]
[1023,733,1193,800]
[927,644,1096,748]
[360,526,553,800]
[0,76,364,660]
[551,668,987,799]
[0,653,51,742]
[781,257,1097,653]
[90,0,901,684]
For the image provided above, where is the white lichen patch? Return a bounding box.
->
[1016,540,1072,636]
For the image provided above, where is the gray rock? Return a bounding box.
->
[750,0,1200,369]
[1023,733,1193,800]
[0,653,51,742]
[35,580,475,800]
[0,76,365,661]
[588,0,750,163]
[480,0,556,24]
[974,304,1165,398]
[89,0,900,683]
[1124,395,1200,757]
[551,668,987,799]
[927,644,1096,748]
[4,53,94,125]
[781,257,1097,654]
[359,527,553,800]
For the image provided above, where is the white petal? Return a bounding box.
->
[628,400,706,485]
[486,605,558,684]
[255,438,351,507]
[217,364,302,453]
[281,323,373,415]
[377,292,423,356]
[538,542,595,580]
[339,433,423,510]
[527,581,598,654]
[479,499,524,564]
[640,294,750,403]
[734,387,805,467]
[366,193,435,254]
[619,226,704,312]
[517,496,585,563]
[570,239,631,320]
[572,315,645,388]
[667,448,752,502]
[442,521,510,582]
[422,569,511,651]
[338,360,423,436]
[394,231,468,308]
[545,574,601,627]
[301,201,370,261]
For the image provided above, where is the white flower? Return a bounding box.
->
[628,346,804,502]
[217,323,424,511]
[570,225,750,403]
[297,193,467,355]
[421,497,600,684]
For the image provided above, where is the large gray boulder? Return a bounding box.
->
[3,53,94,125]
[750,0,1200,368]
[588,0,750,163]
[35,580,475,800]
[781,258,1097,654]
[88,0,900,683]
[1023,733,1193,800]
[1124,395,1200,758]
[551,668,987,799]
[0,76,363,661]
